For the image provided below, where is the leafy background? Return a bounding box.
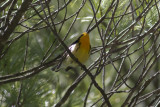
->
[0,0,160,107]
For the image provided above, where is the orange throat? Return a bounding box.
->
[79,33,90,51]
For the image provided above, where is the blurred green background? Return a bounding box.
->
[0,0,160,107]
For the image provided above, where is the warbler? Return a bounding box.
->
[52,32,91,71]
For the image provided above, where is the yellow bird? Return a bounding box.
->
[52,32,91,71]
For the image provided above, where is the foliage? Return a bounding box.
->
[0,0,160,107]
